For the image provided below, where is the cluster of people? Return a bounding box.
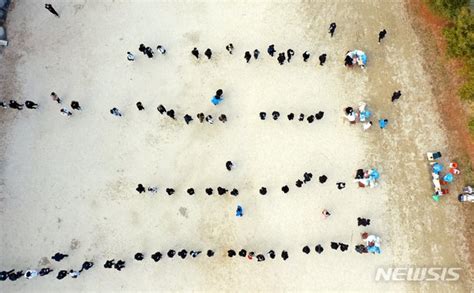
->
[0,92,82,117]
[260,111,324,122]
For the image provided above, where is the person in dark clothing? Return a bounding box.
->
[296,180,303,187]
[227,250,236,257]
[204,48,212,59]
[167,250,176,258]
[25,100,38,109]
[145,47,154,58]
[80,261,94,271]
[244,51,251,63]
[151,252,162,262]
[191,47,199,59]
[136,184,146,194]
[205,114,213,124]
[378,29,387,43]
[254,49,260,59]
[184,114,193,124]
[219,114,227,123]
[315,111,324,120]
[157,104,166,114]
[205,188,213,195]
[339,243,349,251]
[207,250,215,257]
[104,259,115,268]
[277,53,285,65]
[267,44,276,57]
[330,242,339,250]
[56,270,68,280]
[287,113,294,120]
[259,187,267,195]
[272,111,280,120]
[217,187,228,195]
[166,109,176,119]
[187,188,195,195]
[355,245,368,254]
[71,101,81,110]
[166,188,175,195]
[302,246,310,254]
[45,4,60,17]
[319,175,328,184]
[226,43,234,54]
[344,54,353,67]
[256,254,265,262]
[391,90,402,102]
[136,102,145,111]
[230,188,239,196]
[268,250,276,259]
[281,250,289,260]
[281,185,289,193]
[259,112,266,120]
[298,113,305,121]
[329,22,336,37]
[135,253,144,261]
[355,169,364,179]
[319,53,327,65]
[357,217,371,226]
[114,260,126,271]
[303,172,313,183]
[178,249,187,259]
[287,49,295,62]
[336,182,346,190]
[307,115,315,123]
[226,161,234,171]
[197,113,205,123]
[303,51,310,62]
[139,44,146,54]
[239,249,247,257]
[39,268,53,276]
[0,270,13,281]
[9,100,23,110]
[315,244,324,254]
[52,252,68,262]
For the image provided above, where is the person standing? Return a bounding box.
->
[204,48,212,59]
[226,43,234,54]
[184,114,193,124]
[303,51,310,62]
[51,92,61,104]
[287,49,295,62]
[127,52,135,61]
[157,45,166,54]
[253,49,260,59]
[244,51,251,63]
[329,22,336,37]
[322,209,331,219]
[391,90,402,102]
[267,44,276,57]
[319,53,327,65]
[45,4,60,17]
[9,100,23,110]
[136,101,145,111]
[145,47,154,58]
[51,252,68,262]
[378,29,387,43]
[139,44,146,55]
[191,47,199,59]
[60,108,72,117]
[211,89,223,105]
[110,107,122,117]
[277,53,285,65]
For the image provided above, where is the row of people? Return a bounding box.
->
[260,111,325,122]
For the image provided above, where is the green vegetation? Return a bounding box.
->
[427,1,474,130]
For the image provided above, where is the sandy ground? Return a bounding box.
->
[0,0,471,291]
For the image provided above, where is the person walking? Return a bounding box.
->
[226,43,234,54]
[25,100,38,109]
[136,101,145,111]
[211,89,223,105]
[391,90,401,102]
[244,51,251,63]
[184,114,193,124]
[71,101,81,110]
[51,252,68,262]
[287,49,295,62]
[145,47,154,58]
[378,29,387,43]
[319,53,327,65]
[329,22,336,37]
[45,4,60,17]
[191,47,199,59]
[9,100,23,110]
[204,48,212,59]
[110,107,122,117]
[60,108,72,117]
[127,52,135,61]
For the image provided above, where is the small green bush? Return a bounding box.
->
[468,117,474,133]
[428,0,469,19]
[443,7,474,58]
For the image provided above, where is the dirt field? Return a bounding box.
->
[0,0,471,291]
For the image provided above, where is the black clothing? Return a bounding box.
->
[25,100,38,109]
[191,48,199,59]
[287,113,294,120]
[307,115,315,123]
[71,101,81,110]
[166,109,175,119]
[319,175,328,184]
[104,260,115,268]
[378,29,387,42]
[303,51,310,62]
[136,102,144,111]
[330,242,339,250]
[259,187,267,195]
[45,4,59,17]
[391,90,401,102]
[207,250,215,257]
[281,185,289,193]
[205,188,213,195]
[287,49,295,62]
[315,111,324,120]
[166,188,175,195]
[244,51,251,63]
[319,54,327,65]
[302,246,310,254]
[329,22,336,37]
[260,112,266,120]
[256,254,265,262]
[239,249,247,257]
[136,184,146,193]
[268,250,275,259]
[272,111,280,120]
[178,249,188,259]
[204,48,212,59]
[135,253,144,261]
[336,182,346,190]
[39,268,52,276]
[52,252,68,262]
[227,250,236,257]
[298,113,304,121]
[167,250,176,258]
[230,188,239,196]
[281,250,289,260]
[253,49,260,59]
[151,252,162,262]
[315,245,324,254]
[339,243,349,251]
[277,53,285,65]
[295,180,303,188]
[226,161,233,171]
[56,270,68,280]
[187,188,195,195]
[217,187,228,195]
[184,114,193,124]
[157,104,166,114]
[267,44,276,57]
